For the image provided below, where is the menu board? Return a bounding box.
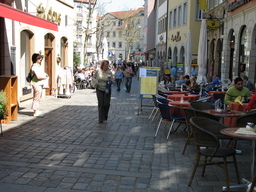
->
[139,67,160,98]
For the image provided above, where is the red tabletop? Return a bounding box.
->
[169,101,190,116]
[167,94,199,102]
[224,102,249,127]
[208,91,226,96]
[165,91,189,94]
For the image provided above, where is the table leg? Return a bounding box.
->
[251,140,255,181]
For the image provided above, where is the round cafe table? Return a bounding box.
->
[169,100,190,116]
[167,94,199,102]
[164,91,189,94]
[221,128,256,181]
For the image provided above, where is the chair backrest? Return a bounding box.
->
[183,107,196,134]
[190,101,215,110]
[194,109,220,121]
[156,94,172,104]
[236,112,256,127]
[190,117,219,148]
[157,101,171,120]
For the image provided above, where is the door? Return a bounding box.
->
[44,48,53,95]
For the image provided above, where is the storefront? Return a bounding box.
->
[0,0,74,103]
[222,0,256,85]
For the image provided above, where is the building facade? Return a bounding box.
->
[100,8,144,64]
[73,0,97,66]
[0,0,74,102]
[167,0,201,76]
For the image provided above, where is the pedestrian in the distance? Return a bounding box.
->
[30,53,49,117]
[115,66,123,92]
[92,60,112,123]
[124,63,133,93]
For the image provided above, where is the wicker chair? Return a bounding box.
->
[190,101,215,110]
[236,112,256,127]
[188,117,240,189]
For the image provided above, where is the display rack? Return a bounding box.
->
[0,76,18,124]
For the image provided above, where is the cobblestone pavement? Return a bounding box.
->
[0,77,252,192]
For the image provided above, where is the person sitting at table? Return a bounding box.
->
[224,77,251,105]
[175,75,186,87]
[186,77,200,94]
[246,94,256,111]
[243,76,254,91]
[158,75,169,91]
[205,74,221,92]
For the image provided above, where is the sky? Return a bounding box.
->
[99,0,144,13]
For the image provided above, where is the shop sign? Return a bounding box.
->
[171,31,181,42]
[36,3,61,24]
[206,19,221,30]
[228,0,253,12]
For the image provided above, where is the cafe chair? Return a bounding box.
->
[188,117,240,189]
[236,112,256,127]
[155,94,173,104]
[182,107,196,155]
[190,101,215,110]
[148,95,159,121]
[154,101,185,139]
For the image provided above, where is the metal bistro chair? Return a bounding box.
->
[182,107,196,155]
[188,117,240,190]
[148,95,159,121]
[154,101,186,139]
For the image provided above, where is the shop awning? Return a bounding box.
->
[0,3,58,31]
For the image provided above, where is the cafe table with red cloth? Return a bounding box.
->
[169,101,190,116]
[208,91,226,97]
[164,90,189,94]
[224,102,249,127]
[167,94,199,102]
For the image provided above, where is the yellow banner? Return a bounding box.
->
[199,0,208,10]
[146,67,161,71]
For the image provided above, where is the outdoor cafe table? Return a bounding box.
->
[208,91,226,97]
[224,102,249,127]
[202,109,246,127]
[167,94,199,102]
[164,90,189,94]
[220,127,256,182]
[169,101,190,116]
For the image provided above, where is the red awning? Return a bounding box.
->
[0,3,58,31]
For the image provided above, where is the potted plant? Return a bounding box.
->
[0,90,8,120]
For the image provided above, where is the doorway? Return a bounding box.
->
[44,48,53,95]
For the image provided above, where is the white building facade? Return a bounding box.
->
[0,0,74,102]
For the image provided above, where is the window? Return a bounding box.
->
[113,31,116,37]
[112,42,116,48]
[107,31,110,37]
[119,31,122,37]
[173,9,177,27]
[112,21,116,26]
[178,6,182,26]
[169,11,172,29]
[183,2,187,24]
[196,1,204,20]
[118,20,122,26]
[119,42,122,48]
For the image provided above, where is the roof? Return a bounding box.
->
[104,7,144,20]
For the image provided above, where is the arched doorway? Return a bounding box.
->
[44,33,55,95]
[228,29,235,81]
[180,46,185,64]
[60,37,68,67]
[20,30,34,97]
[168,47,172,67]
[238,26,247,77]
[216,39,222,77]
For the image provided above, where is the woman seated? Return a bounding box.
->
[186,77,200,94]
